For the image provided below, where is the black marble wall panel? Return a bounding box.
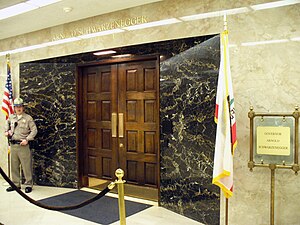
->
[159,36,220,225]
[20,63,77,188]
[20,34,220,224]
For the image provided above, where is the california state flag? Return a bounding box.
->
[212,29,237,198]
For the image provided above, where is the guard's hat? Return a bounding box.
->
[13,97,24,107]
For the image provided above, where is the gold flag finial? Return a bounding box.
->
[223,14,227,31]
[6,53,10,61]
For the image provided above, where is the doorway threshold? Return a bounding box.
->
[88,177,158,202]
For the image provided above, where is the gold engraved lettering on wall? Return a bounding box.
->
[52,16,148,41]
[256,126,290,156]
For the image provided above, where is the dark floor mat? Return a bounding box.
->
[38,190,152,224]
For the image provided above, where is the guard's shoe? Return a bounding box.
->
[25,187,32,193]
[6,186,20,192]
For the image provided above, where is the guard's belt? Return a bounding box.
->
[10,140,22,145]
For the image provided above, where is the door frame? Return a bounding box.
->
[76,54,160,190]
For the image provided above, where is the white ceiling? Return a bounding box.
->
[0,0,162,41]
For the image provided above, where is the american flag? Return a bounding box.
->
[2,58,14,119]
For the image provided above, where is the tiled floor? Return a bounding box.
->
[0,179,202,225]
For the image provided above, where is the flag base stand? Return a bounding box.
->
[248,106,300,225]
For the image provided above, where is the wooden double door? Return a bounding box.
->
[80,57,160,189]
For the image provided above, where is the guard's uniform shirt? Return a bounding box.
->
[5,113,37,141]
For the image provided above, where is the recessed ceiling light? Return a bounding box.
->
[0,0,61,20]
[78,29,124,39]
[112,54,132,58]
[179,7,249,21]
[250,0,300,10]
[93,50,116,56]
[123,18,181,31]
[241,39,289,46]
[290,37,300,41]
[63,7,73,13]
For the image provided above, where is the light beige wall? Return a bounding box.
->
[0,0,299,224]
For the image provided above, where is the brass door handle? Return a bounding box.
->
[111,113,117,137]
[118,113,124,138]
[119,143,124,148]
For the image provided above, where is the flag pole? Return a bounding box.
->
[2,54,11,186]
[225,95,232,225]
[214,13,236,225]
[224,14,229,225]
[225,197,229,225]
[6,54,11,179]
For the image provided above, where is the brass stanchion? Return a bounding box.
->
[115,168,126,225]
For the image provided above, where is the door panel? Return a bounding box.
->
[81,59,159,188]
[82,65,117,180]
[118,60,159,187]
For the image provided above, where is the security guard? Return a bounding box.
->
[4,97,37,193]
